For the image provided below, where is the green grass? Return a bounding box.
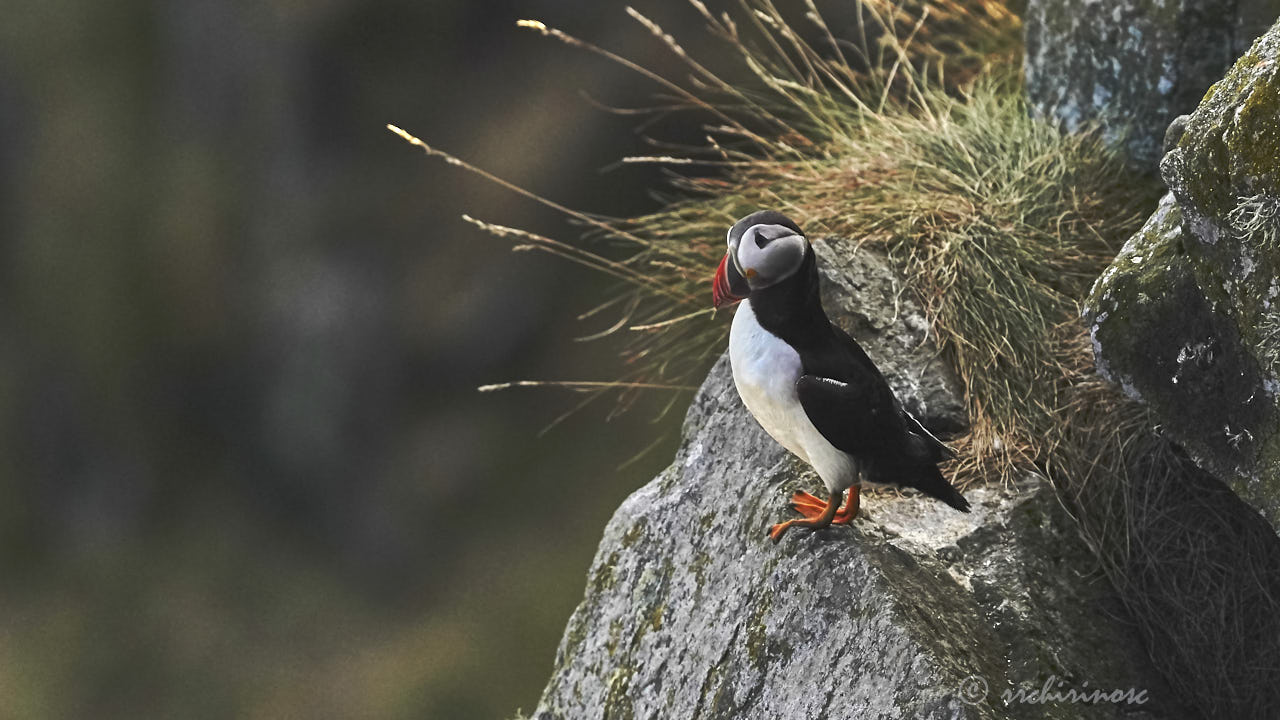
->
[392,0,1031,426]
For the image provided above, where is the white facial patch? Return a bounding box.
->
[735,224,806,290]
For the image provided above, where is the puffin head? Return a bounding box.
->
[712,210,808,308]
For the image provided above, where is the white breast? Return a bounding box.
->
[727,301,859,493]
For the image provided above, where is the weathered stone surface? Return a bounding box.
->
[1085,21,1280,529]
[1024,0,1277,169]
[534,242,1179,720]
[810,240,966,433]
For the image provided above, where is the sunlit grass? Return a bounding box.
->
[388,0,1157,481]
[392,0,1033,423]
[394,0,1156,485]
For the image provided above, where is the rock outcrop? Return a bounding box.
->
[1085,20,1280,529]
[532,242,1178,719]
[1024,0,1275,169]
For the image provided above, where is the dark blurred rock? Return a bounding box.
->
[1024,0,1276,170]
[1085,20,1280,529]
[1162,114,1190,155]
[533,243,1178,720]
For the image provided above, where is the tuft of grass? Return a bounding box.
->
[392,0,1028,425]
[620,77,1156,488]
[442,0,1149,489]
[390,0,1149,494]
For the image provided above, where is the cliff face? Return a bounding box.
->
[1024,0,1275,169]
[532,243,1177,720]
[1086,19,1280,529]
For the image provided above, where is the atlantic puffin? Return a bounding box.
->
[711,210,969,542]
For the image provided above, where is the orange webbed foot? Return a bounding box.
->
[789,487,860,524]
[768,489,846,542]
[768,520,799,543]
[789,490,828,516]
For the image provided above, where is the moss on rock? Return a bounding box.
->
[1088,19,1280,529]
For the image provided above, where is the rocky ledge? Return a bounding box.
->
[532,243,1179,720]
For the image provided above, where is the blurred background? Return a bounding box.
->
[0,1,757,717]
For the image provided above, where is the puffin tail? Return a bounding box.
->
[883,461,970,513]
[922,469,971,513]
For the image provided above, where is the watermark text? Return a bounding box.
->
[958,674,1149,707]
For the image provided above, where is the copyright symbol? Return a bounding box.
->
[958,675,988,705]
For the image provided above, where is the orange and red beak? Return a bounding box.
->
[712,253,749,308]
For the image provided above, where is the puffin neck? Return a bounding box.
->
[748,250,831,349]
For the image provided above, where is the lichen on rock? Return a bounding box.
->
[1085,19,1280,529]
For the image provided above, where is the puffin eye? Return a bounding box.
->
[754,228,774,249]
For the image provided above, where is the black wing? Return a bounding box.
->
[794,327,968,511]
[901,407,956,463]
[795,326,954,463]
[794,375,902,457]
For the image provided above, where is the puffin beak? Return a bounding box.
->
[712,253,748,308]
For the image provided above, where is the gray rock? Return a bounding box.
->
[1085,20,1280,529]
[1162,114,1190,155]
[1024,0,1275,170]
[533,243,1178,720]
[810,240,966,432]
